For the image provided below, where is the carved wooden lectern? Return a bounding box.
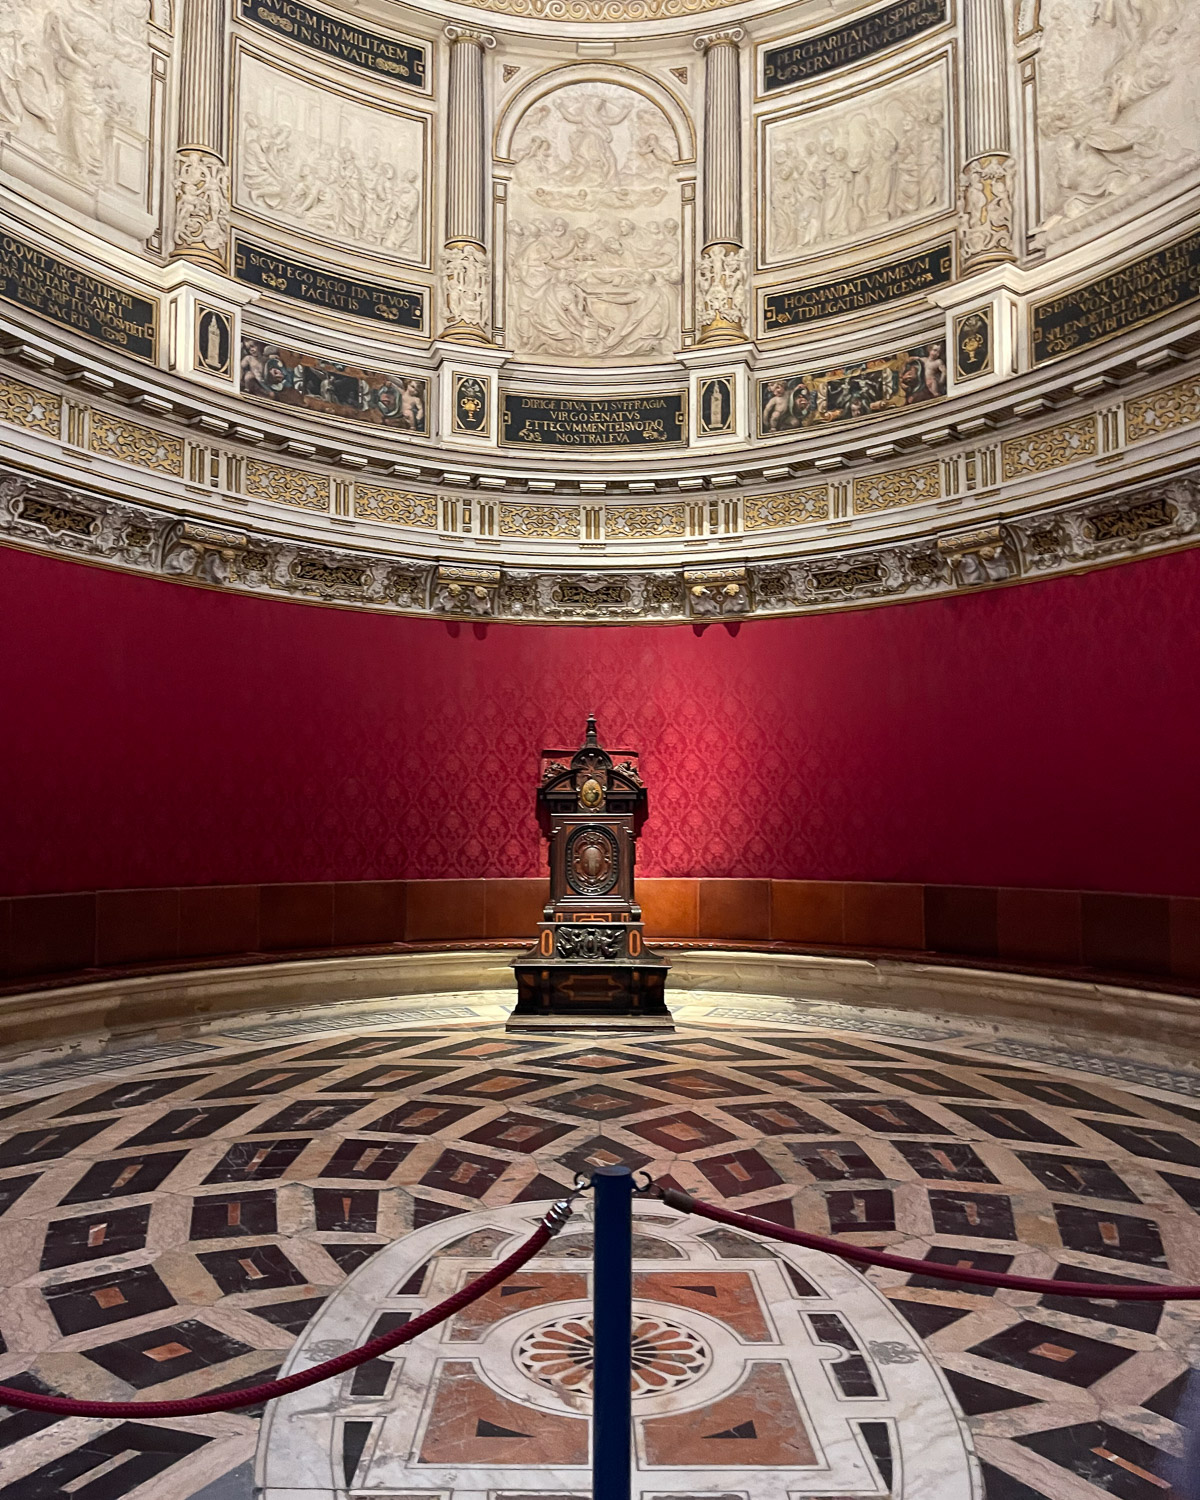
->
[509,717,671,1028]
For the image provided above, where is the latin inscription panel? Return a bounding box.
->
[1031,229,1200,364]
[762,0,946,92]
[233,239,426,330]
[500,392,687,449]
[0,232,158,363]
[238,0,426,87]
[763,244,953,331]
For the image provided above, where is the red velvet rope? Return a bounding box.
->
[663,1190,1200,1301]
[0,1205,568,1418]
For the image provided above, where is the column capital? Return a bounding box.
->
[445,24,497,47]
[694,26,744,51]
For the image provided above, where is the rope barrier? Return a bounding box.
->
[0,1199,574,1419]
[661,1188,1200,1301]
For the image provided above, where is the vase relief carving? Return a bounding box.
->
[505,82,683,361]
[764,63,948,265]
[1036,0,1200,233]
[0,0,151,227]
[235,54,424,262]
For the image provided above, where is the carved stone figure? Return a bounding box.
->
[697,243,745,342]
[960,153,1015,266]
[1036,0,1200,232]
[0,0,149,213]
[236,56,424,260]
[442,241,490,339]
[506,83,682,361]
[173,151,230,263]
[765,66,947,262]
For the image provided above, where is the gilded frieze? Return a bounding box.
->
[759,341,947,437]
[240,339,429,434]
[245,461,330,512]
[1001,416,1098,480]
[853,461,941,514]
[354,486,437,527]
[1125,374,1200,445]
[498,504,581,539]
[743,487,829,530]
[88,414,184,476]
[0,376,61,437]
[604,504,686,539]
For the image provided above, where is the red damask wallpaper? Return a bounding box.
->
[3,542,1198,896]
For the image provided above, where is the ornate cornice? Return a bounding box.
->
[3,462,1196,623]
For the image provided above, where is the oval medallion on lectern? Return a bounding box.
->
[579,776,604,809]
[565,825,619,896]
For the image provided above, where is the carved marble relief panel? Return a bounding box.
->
[0,0,153,233]
[504,81,682,361]
[1036,0,1200,237]
[234,52,427,265]
[761,59,949,268]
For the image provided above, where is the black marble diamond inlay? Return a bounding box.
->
[0,1120,117,1168]
[252,1099,363,1133]
[638,1069,763,1099]
[41,1203,152,1269]
[991,1075,1136,1114]
[907,1246,1014,1295]
[320,1138,414,1180]
[190,1191,278,1240]
[542,1085,651,1120]
[1085,1119,1200,1168]
[927,1189,1016,1239]
[61,1149,188,1205]
[197,1243,309,1293]
[1040,1263,1164,1334]
[946,1104,1072,1145]
[1016,1420,1173,1498]
[558,1135,651,1178]
[420,1148,508,1198]
[463,1112,573,1154]
[721,1101,836,1136]
[741,1064,870,1093]
[321,1064,453,1094]
[944,1369,1039,1415]
[54,1075,209,1117]
[44,1264,176,1334]
[788,1141,885,1181]
[250,1296,327,1334]
[0,1419,208,1500]
[887,1297,971,1335]
[362,1100,480,1135]
[826,1188,895,1231]
[1016,1151,1141,1202]
[204,1137,311,1185]
[856,1067,991,1099]
[968,1319,1136,1386]
[0,1172,40,1217]
[85,1318,255,1388]
[1054,1203,1167,1265]
[831,1100,952,1136]
[203,1067,332,1098]
[314,1186,378,1231]
[892,1139,998,1182]
[124,1103,254,1146]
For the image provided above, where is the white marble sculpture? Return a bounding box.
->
[505,83,682,361]
[0,0,150,226]
[764,64,948,264]
[236,55,424,262]
[1036,0,1200,235]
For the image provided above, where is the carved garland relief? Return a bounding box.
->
[504,81,682,362]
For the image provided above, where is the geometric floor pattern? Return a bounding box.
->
[0,988,1198,1499]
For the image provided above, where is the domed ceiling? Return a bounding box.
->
[0,0,1198,621]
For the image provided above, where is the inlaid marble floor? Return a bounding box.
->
[0,986,1198,1499]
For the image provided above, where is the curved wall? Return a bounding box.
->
[4,539,1199,900]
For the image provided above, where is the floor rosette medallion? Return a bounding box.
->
[258,1201,977,1498]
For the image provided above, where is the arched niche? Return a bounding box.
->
[494,65,695,364]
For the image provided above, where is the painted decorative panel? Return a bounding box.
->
[235,53,426,264]
[240,338,428,433]
[762,60,949,267]
[0,0,152,233]
[743,487,830,530]
[1036,0,1200,237]
[758,339,946,437]
[505,82,682,361]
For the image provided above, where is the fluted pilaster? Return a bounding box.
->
[172,0,229,267]
[695,28,746,345]
[443,25,495,342]
[960,0,1016,270]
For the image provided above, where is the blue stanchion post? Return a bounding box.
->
[592,1164,634,1500]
